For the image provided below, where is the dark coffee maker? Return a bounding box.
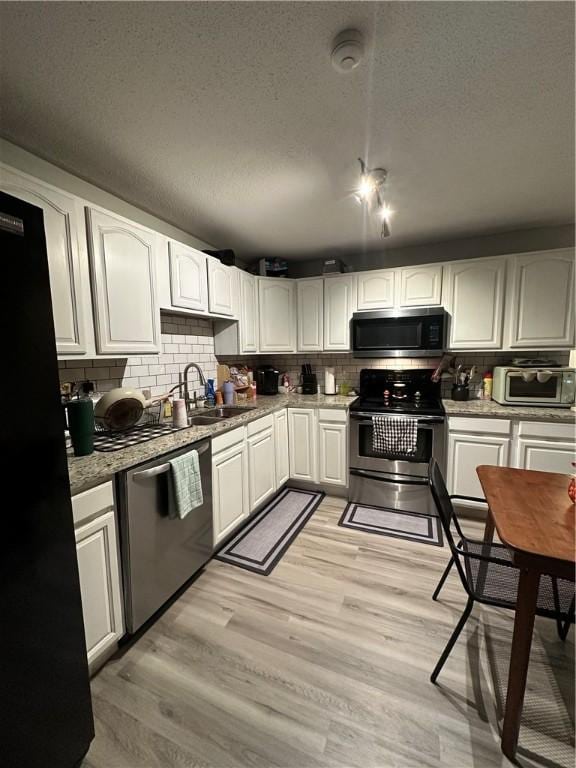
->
[255,366,279,395]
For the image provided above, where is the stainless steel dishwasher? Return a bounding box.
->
[117,439,213,633]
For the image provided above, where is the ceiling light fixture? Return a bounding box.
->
[355,159,395,238]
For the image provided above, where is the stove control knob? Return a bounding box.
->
[414,391,422,400]
[383,389,390,398]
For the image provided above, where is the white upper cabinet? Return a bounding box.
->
[168,241,208,313]
[239,270,259,353]
[86,207,161,354]
[258,277,296,352]
[297,279,324,352]
[207,257,236,316]
[324,275,356,350]
[356,269,395,310]
[1,166,89,355]
[399,265,443,307]
[445,257,506,349]
[506,249,575,349]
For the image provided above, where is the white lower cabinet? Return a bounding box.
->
[447,418,511,502]
[274,409,290,487]
[247,415,276,511]
[318,412,348,487]
[515,421,576,474]
[212,428,249,546]
[71,482,124,672]
[288,408,319,482]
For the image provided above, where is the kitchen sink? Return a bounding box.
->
[187,415,223,425]
[204,406,256,418]
[188,406,256,426]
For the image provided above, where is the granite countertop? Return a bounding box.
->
[442,398,576,423]
[68,393,354,496]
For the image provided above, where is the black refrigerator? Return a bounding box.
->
[0,192,94,767]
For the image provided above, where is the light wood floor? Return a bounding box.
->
[84,496,574,768]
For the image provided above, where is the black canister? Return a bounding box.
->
[66,398,95,456]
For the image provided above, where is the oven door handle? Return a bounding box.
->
[350,412,445,424]
[350,468,429,486]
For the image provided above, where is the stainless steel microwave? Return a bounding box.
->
[492,366,576,407]
[351,307,447,358]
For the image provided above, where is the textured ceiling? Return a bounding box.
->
[0,2,574,260]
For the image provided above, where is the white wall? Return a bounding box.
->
[0,138,214,251]
[288,224,575,277]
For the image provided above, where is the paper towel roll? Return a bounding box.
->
[324,367,336,395]
[569,349,576,369]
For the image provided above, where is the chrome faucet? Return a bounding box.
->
[182,362,207,412]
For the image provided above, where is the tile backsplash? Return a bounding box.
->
[218,351,570,398]
[58,314,218,398]
[59,322,569,403]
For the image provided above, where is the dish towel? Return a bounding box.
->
[372,416,418,456]
[167,450,203,520]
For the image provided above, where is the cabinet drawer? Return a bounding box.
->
[72,481,114,526]
[246,413,274,437]
[448,417,511,435]
[212,425,246,455]
[318,408,347,423]
[518,420,576,441]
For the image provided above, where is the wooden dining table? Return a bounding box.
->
[476,465,575,760]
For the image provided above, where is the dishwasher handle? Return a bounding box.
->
[132,442,209,481]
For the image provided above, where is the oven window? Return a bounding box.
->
[358,422,432,463]
[507,375,559,399]
[354,318,422,350]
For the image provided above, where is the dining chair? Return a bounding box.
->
[428,458,575,683]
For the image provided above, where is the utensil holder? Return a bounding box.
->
[451,384,470,402]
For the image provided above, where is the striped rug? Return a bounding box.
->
[215,487,324,575]
[339,502,443,547]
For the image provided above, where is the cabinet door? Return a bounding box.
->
[239,270,259,353]
[247,426,276,511]
[399,265,442,307]
[508,250,575,348]
[212,441,249,546]
[274,409,290,488]
[517,438,575,474]
[288,408,318,482]
[324,275,356,350]
[356,269,395,310]
[318,421,347,486]
[169,241,208,312]
[86,207,160,354]
[75,509,124,667]
[447,432,510,500]
[446,258,506,349]
[207,257,236,316]
[1,166,88,355]
[297,279,323,352]
[258,278,296,352]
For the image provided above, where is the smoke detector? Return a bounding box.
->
[331,29,364,73]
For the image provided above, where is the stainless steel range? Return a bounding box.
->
[349,369,445,515]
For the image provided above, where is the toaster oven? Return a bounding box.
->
[492,367,575,407]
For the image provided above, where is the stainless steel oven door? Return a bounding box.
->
[349,412,445,477]
[348,467,438,516]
